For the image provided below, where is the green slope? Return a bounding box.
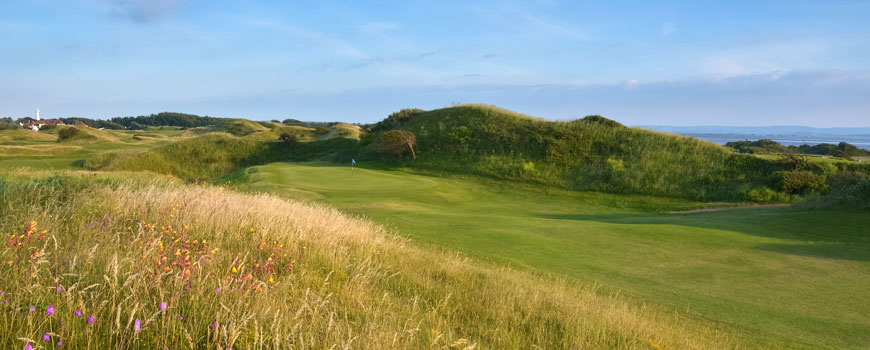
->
[228,162,870,350]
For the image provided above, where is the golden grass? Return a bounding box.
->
[0,145,81,156]
[0,171,743,349]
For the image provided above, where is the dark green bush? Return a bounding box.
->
[57,127,81,141]
[775,170,828,195]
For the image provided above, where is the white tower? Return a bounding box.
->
[36,108,40,121]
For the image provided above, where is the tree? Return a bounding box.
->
[279,132,298,146]
[378,130,417,159]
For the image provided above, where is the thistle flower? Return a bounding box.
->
[47,304,55,316]
[75,309,82,317]
[43,333,50,342]
[134,318,141,333]
[160,302,167,311]
[87,315,94,323]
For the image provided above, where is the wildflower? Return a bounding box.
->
[57,340,63,346]
[56,285,63,292]
[47,304,55,316]
[214,287,221,294]
[211,322,217,329]
[43,332,50,342]
[25,344,33,350]
[134,318,141,333]
[87,315,95,323]
[75,309,82,317]
[177,316,183,321]
[28,306,35,312]
[160,302,167,311]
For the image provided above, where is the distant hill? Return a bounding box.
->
[84,104,870,203]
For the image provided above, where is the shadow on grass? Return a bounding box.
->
[535,208,870,262]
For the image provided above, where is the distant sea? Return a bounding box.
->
[683,133,870,150]
[638,126,870,150]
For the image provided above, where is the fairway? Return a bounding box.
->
[230,162,870,349]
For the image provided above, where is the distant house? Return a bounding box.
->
[74,121,88,127]
[19,108,66,131]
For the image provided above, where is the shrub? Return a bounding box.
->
[745,187,777,203]
[775,170,828,195]
[378,130,417,159]
[57,127,81,141]
[279,132,298,146]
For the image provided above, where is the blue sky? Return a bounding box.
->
[1,0,869,126]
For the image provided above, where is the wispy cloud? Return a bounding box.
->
[110,0,184,22]
[245,19,369,60]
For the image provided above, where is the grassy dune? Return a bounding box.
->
[0,170,739,349]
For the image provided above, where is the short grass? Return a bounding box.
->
[227,162,870,349]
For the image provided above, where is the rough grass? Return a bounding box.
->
[0,170,741,349]
[0,145,81,157]
[0,129,58,144]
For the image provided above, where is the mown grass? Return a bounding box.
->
[227,162,870,349]
[0,169,742,349]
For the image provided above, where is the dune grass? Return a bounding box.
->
[226,162,870,349]
[0,169,742,349]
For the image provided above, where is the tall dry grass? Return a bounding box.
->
[0,171,743,349]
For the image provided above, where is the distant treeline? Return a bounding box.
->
[725,139,870,159]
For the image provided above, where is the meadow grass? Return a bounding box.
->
[0,170,742,349]
[227,162,870,349]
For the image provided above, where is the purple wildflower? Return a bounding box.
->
[57,340,63,346]
[87,315,94,323]
[46,304,55,316]
[43,332,50,342]
[177,316,183,321]
[56,285,63,292]
[134,318,141,333]
[25,344,33,350]
[214,287,221,294]
[160,302,167,311]
[75,309,82,317]
[211,321,217,329]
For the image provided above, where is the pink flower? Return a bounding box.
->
[57,340,63,346]
[46,304,55,316]
[43,333,50,342]
[160,302,167,311]
[25,344,33,350]
[134,318,141,333]
[28,306,35,312]
[211,321,217,329]
[87,315,95,323]
[75,309,82,317]
[56,285,63,292]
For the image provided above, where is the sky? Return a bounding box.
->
[1,0,869,126]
